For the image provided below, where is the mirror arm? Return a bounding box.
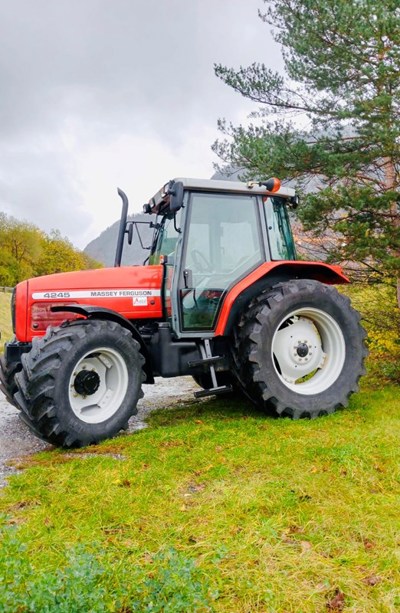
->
[173,213,182,234]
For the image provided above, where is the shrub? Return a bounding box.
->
[341,282,400,385]
[0,521,216,612]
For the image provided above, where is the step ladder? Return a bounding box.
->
[188,339,233,398]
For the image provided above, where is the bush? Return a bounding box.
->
[0,521,216,612]
[341,281,400,385]
[0,526,107,612]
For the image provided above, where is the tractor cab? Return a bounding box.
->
[142,178,298,336]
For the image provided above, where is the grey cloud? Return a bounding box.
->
[0,0,271,135]
[0,0,278,244]
[0,144,91,236]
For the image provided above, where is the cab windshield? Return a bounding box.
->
[149,212,181,265]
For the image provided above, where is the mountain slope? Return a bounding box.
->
[84,213,154,267]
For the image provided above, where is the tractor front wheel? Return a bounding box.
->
[234,279,367,418]
[14,319,145,447]
[0,355,21,407]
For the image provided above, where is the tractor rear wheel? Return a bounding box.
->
[234,279,367,419]
[14,319,145,447]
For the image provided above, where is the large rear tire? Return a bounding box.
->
[234,279,367,418]
[14,319,145,447]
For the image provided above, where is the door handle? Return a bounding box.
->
[183,268,193,289]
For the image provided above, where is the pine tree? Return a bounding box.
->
[213,0,400,306]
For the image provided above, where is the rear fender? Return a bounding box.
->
[52,304,154,383]
[215,261,349,337]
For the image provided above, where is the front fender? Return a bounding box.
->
[52,304,154,383]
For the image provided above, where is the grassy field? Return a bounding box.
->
[0,286,399,611]
[0,388,399,611]
[0,292,12,345]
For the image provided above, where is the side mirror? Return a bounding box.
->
[169,181,184,212]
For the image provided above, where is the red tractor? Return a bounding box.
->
[0,178,366,447]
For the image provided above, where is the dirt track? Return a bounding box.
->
[0,377,197,487]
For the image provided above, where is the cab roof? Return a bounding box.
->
[172,177,295,197]
[147,177,296,215]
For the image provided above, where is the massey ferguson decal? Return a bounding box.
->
[32,289,161,305]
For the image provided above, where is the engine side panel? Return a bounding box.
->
[17,265,164,343]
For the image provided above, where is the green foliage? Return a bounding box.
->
[342,282,400,385]
[346,284,399,356]
[214,0,400,291]
[0,213,43,285]
[129,548,216,612]
[0,522,215,612]
[0,526,107,612]
[0,292,13,345]
[0,213,102,287]
[35,230,102,277]
[0,387,399,610]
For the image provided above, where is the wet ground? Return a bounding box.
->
[0,377,198,487]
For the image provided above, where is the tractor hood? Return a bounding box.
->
[15,265,164,342]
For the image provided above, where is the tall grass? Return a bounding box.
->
[0,292,12,347]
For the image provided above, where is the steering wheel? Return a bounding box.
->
[191,249,212,273]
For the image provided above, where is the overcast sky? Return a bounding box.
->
[0,0,281,249]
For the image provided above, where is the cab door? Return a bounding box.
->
[175,191,264,335]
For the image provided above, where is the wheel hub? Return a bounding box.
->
[295,342,310,359]
[68,349,130,424]
[73,369,100,396]
[272,316,326,384]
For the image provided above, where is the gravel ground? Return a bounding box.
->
[0,377,198,488]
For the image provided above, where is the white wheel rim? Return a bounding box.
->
[68,347,129,424]
[271,308,345,395]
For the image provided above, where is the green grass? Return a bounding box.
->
[1,388,399,611]
[0,284,399,609]
[0,291,12,347]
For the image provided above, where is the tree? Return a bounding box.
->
[36,230,102,277]
[0,214,44,285]
[213,0,400,306]
[0,215,103,286]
